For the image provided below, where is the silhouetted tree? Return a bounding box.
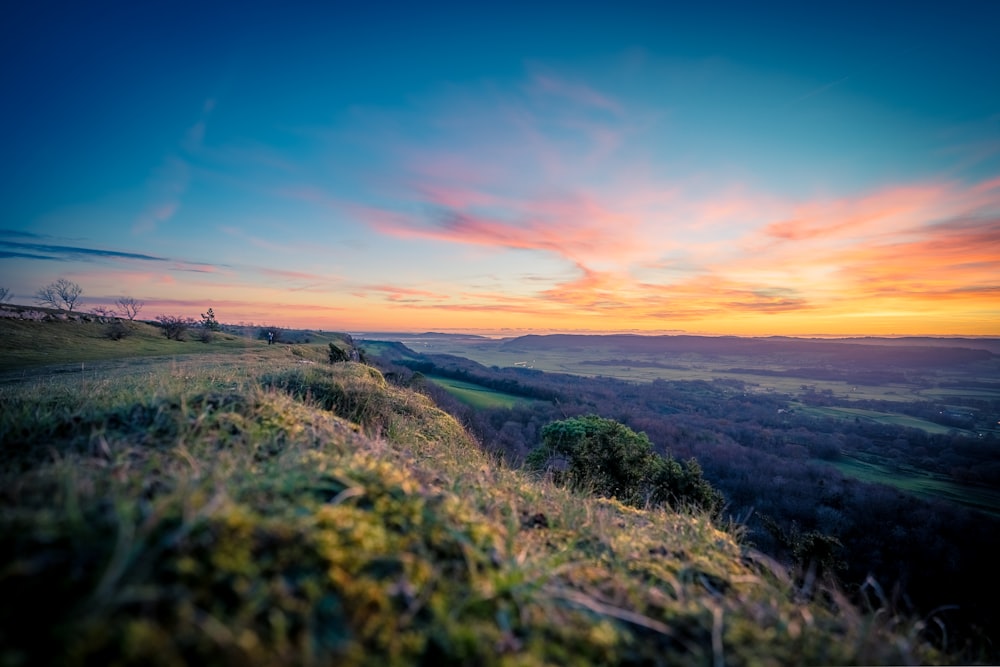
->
[116,296,143,321]
[200,307,221,331]
[36,278,82,311]
[156,314,194,340]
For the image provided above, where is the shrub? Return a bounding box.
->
[103,319,132,341]
[528,415,723,515]
[156,314,194,341]
[328,342,350,363]
[645,455,724,516]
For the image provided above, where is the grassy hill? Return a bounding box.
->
[0,307,251,373]
[0,317,952,665]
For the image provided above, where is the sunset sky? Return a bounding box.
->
[2,1,999,336]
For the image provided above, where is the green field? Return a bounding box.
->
[794,404,966,435]
[919,387,1000,399]
[826,454,1000,517]
[358,340,424,361]
[426,375,541,409]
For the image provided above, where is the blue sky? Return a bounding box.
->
[2,1,998,335]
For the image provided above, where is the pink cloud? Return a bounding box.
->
[367,204,644,267]
[529,73,624,115]
[355,284,451,303]
[133,157,190,234]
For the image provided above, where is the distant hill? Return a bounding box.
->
[357,331,492,341]
[498,333,996,368]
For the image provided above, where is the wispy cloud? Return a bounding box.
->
[132,99,216,235]
[0,229,58,240]
[528,72,625,115]
[0,240,169,262]
[369,202,645,267]
[133,156,191,234]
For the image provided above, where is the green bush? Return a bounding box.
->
[528,415,723,515]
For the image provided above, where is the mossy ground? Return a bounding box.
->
[1,344,945,665]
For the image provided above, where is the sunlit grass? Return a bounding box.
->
[0,341,949,664]
[425,374,540,409]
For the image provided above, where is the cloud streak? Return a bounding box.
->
[0,240,169,262]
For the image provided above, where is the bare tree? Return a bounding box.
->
[156,314,194,341]
[92,305,117,318]
[116,296,144,321]
[0,287,12,303]
[36,278,83,311]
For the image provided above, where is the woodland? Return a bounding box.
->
[368,336,1000,649]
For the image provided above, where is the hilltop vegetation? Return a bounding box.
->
[0,317,957,664]
[368,338,1000,656]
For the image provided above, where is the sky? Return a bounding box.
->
[2,1,999,336]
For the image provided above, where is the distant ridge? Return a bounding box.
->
[358,331,491,340]
[498,333,998,364]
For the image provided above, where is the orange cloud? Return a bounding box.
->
[367,204,645,267]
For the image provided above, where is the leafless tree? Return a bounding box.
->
[156,314,194,341]
[36,278,83,311]
[0,287,12,303]
[92,305,117,318]
[116,296,144,321]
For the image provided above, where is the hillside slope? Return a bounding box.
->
[0,343,945,664]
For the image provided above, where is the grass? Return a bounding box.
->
[825,454,1000,517]
[425,374,542,409]
[794,404,967,436]
[0,317,257,373]
[0,320,951,665]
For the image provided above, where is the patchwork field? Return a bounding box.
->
[425,375,540,409]
[826,454,1000,517]
[794,404,967,435]
[372,335,1000,406]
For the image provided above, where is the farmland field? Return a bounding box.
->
[425,375,539,409]
[794,404,967,435]
[370,333,1000,407]
[826,454,1000,517]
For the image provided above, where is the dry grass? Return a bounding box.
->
[0,349,948,665]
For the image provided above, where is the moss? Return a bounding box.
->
[0,359,948,665]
